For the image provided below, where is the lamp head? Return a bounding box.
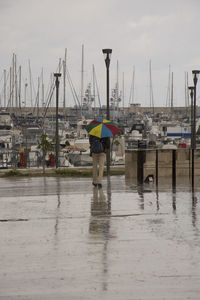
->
[192,70,200,75]
[192,70,200,85]
[102,48,112,55]
[102,49,112,68]
[54,73,61,78]
[188,86,194,98]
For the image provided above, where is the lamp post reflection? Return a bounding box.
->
[192,190,198,228]
[156,185,160,211]
[89,180,112,291]
[89,186,111,238]
[172,186,176,212]
[54,178,61,239]
[137,185,144,210]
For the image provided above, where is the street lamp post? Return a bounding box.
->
[192,70,200,149]
[188,86,195,149]
[188,86,195,187]
[54,73,61,168]
[102,48,112,176]
[102,49,112,119]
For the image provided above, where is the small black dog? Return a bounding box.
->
[144,174,154,183]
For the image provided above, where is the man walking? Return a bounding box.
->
[89,135,110,188]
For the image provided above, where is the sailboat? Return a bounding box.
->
[110,61,122,121]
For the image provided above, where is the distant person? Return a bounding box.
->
[89,135,110,188]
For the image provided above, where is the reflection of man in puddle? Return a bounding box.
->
[89,187,110,236]
[89,186,111,291]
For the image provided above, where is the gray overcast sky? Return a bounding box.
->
[0,0,200,107]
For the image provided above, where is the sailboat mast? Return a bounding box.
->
[116,60,119,119]
[116,60,119,102]
[12,54,15,107]
[24,81,28,107]
[129,66,135,105]
[166,65,171,107]
[14,54,18,107]
[92,64,96,109]
[149,60,152,108]
[9,66,12,108]
[58,58,62,73]
[149,60,154,113]
[42,68,44,107]
[18,66,21,109]
[171,72,174,115]
[122,72,125,110]
[28,60,33,107]
[3,69,6,108]
[94,68,102,109]
[184,72,190,119]
[37,77,40,118]
[80,44,84,117]
[132,66,135,105]
[63,48,67,109]
[185,72,189,107]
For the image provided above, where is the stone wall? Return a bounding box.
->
[125,149,200,180]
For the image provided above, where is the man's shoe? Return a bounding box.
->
[98,183,102,188]
[92,182,98,187]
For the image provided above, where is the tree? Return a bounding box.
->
[38,134,54,173]
[110,133,121,165]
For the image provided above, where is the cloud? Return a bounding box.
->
[127,10,199,64]
[0,0,200,107]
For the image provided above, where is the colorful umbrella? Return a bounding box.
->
[85,119,120,138]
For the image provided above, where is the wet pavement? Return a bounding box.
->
[0,175,200,299]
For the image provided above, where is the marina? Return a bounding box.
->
[0,49,199,171]
[1,1,200,299]
[0,103,199,170]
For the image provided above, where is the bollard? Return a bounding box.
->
[172,149,176,188]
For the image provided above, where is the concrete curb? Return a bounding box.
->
[0,165,125,177]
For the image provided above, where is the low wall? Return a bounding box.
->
[125,149,200,180]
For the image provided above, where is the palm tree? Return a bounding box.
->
[38,134,54,174]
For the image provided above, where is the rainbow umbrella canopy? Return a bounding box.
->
[85,119,120,138]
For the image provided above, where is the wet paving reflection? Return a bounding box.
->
[156,185,160,211]
[89,178,112,292]
[1,176,200,299]
[172,186,176,212]
[137,184,144,210]
[54,177,61,237]
[192,190,198,229]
